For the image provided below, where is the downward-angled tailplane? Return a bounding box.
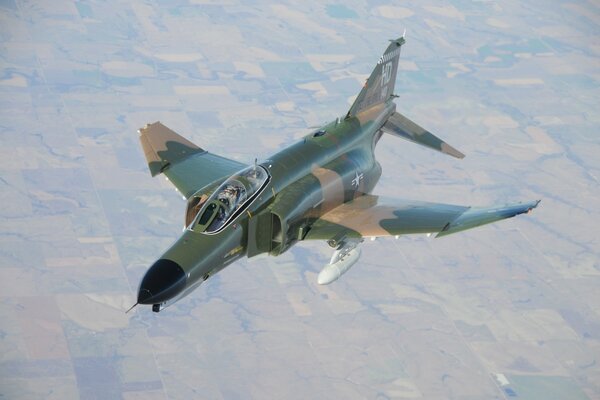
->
[345,34,463,159]
[381,111,465,159]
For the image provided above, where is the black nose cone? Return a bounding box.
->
[138,259,186,304]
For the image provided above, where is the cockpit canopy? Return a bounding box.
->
[193,165,269,234]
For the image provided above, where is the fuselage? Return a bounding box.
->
[135,34,539,313]
[137,102,396,310]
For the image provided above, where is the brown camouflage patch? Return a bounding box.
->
[311,166,345,209]
[356,103,386,126]
[316,195,396,237]
[139,122,205,176]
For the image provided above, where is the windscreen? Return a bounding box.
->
[194,165,269,233]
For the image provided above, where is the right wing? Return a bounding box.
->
[139,122,246,198]
[304,194,540,240]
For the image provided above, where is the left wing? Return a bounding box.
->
[139,122,246,198]
[304,194,540,240]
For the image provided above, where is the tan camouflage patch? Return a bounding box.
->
[311,166,345,209]
[356,103,386,125]
[316,195,396,237]
[139,122,205,176]
[440,142,465,159]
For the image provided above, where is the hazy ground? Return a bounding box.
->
[1,1,599,399]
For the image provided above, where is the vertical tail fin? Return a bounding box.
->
[347,36,406,118]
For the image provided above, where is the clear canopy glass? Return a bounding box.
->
[195,165,269,233]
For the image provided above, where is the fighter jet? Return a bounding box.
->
[133,35,540,313]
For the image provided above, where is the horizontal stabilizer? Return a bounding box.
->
[382,112,465,159]
[436,200,540,237]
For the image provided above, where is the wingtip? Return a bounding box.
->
[443,144,465,159]
[526,199,541,214]
[531,199,541,211]
[138,121,160,136]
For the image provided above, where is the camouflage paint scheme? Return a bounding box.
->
[134,36,540,312]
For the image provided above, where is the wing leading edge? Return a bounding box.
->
[304,195,540,240]
[139,122,246,198]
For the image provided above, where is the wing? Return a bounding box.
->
[139,122,246,198]
[304,194,540,240]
